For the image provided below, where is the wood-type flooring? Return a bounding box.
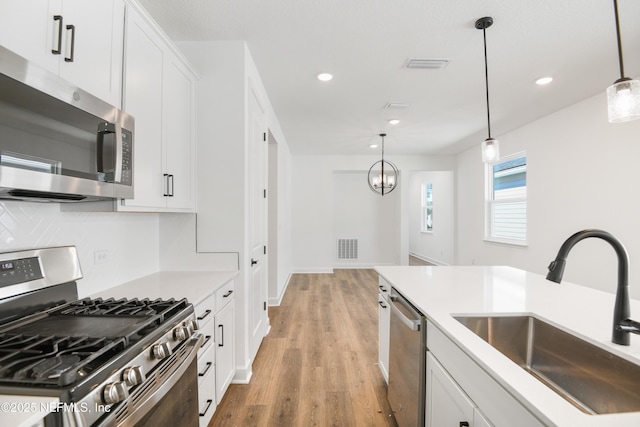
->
[208,269,398,427]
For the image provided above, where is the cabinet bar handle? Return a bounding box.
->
[199,399,213,417]
[64,24,75,62]
[223,290,233,298]
[169,174,174,196]
[200,335,212,349]
[163,173,169,196]
[197,309,211,321]
[378,300,387,309]
[52,15,63,54]
[218,324,224,347]
[198,361,212,377]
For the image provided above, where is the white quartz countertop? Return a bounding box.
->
[90,270,238,305]
[375,265,640,427]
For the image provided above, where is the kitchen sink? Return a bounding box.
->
[454,315,640,415]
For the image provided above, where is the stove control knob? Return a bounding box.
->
[151,342,172,360]
[122,366,145,386]
[173,326,190,341]
[103,381,129,405]
[186,319,199,333]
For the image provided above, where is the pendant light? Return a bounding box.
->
[476,17,499,163]
[607,0,640,123]
[368,133,398,196]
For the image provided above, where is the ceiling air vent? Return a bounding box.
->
[405,58,450,69]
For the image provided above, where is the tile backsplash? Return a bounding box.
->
[0,201,159,297]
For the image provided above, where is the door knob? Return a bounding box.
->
[251,258,258,266]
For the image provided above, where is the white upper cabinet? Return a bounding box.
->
[163,54,196,210]
[119,3,196,212]
[0,0,125,107]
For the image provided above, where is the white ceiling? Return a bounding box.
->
[138,0,640,156]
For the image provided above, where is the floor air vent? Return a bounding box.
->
[337,239,358,260]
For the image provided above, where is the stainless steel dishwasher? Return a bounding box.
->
[387,287,427,427]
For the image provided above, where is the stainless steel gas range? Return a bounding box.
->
[0,246,202,427]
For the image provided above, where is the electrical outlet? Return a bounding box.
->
[94,250,110,265]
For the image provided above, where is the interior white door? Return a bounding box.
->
[248,86,268,361]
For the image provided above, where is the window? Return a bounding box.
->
[485,152,527,243]
[421,183,433,232]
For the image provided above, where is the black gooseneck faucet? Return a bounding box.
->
[546,229,640,345]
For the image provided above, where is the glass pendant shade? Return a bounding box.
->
[607,78,640,123]
[481,138,500,163]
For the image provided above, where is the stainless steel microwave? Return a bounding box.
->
[0,46,134,202]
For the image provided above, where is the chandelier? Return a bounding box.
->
[367,133,398,196]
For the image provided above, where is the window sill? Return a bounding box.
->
[483,237,529,247]
[421,230,433,234]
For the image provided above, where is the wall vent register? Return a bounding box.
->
[337,239,358,260]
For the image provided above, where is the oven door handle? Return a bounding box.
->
[95,333,203,427]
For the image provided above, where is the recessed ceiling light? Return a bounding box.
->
[317,73,333,82]
[388,119,400,125]
[535,76,553,85]
[369,144,378,149]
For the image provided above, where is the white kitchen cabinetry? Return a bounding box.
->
[426,352,492,427]
[195,293,217,427]
[0,0,125,107]
[194,279,235,427]
[378,276,391,383]
[119,3,196,212]
[427,321,543,427]
[214,284,235,402]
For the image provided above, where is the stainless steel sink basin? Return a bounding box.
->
[454,315,640,415]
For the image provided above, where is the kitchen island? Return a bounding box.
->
[376,265,640,427]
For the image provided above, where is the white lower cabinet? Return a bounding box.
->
[378,292,390,383]
[378,277,391,383]
[197,352,216,427]
[426,352,492,427]
[426,321,544,427]
[194,279,236,426]
[214,298,235,402]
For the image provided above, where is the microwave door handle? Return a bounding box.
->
[97,122,116,182]
[114,123,123,183]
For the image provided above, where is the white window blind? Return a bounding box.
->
[486,153,527,243]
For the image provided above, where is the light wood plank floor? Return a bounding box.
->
[208,269,398,427]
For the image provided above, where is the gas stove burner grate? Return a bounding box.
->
[57,297,188,322]
[0,334,126,386]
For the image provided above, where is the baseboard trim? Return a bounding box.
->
[268,272,291,306]
[232,363,253,385]
[409,252,449,266]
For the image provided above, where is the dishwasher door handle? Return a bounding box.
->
[389,299,421,331]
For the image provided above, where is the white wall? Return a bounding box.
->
[333,171,400,267]
[0,201,159,297]
[456,90,640,299]
[408,171,454,265]
[171,40,294,381]
[292,154,456,272]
